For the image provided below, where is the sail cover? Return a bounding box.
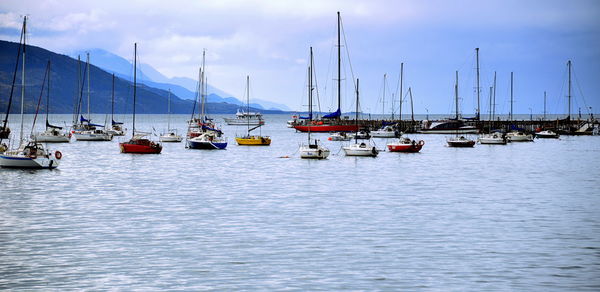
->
[299,113,313,120]
[80,115,104,127]
[112,119,124,125]
[201,125,222,134]
[323,109,341,119]
[46,120,62,129]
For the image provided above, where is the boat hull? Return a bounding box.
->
[387,142,424,153]
[299,146,330,159]
[73,133,113,141]
[371,131,396,138]
[159,135,183,142]
[235,136,271,146]
[535,133,559,139]
[343,144,379,157]
[294,124,359,133]
[0,154,59,169]
[420,128,479,134]
[119,143,162,154]
[223,118,264,126]
[32,134,71,143]
[187,140,228,150]
[447,140,475,147]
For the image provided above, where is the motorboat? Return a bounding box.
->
[0,141,61,169]
[187,131,228,150]
[371,125,397,138]
[387,137,425,152]
[223,110,265,126]
[478,133,507,145]
[506,131,534,142]
[328,132,351,141]
[420,120,479,134]
[447,136,476,147]
[348,130,370,139]
[536,130,560,139]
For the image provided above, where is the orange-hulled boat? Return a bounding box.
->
[387,137,424,153]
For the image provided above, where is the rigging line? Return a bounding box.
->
[571,64,591,113]
[31,61,50,137]
[311,50,322,115]
[1,20,25,135]
[340,16,357,98]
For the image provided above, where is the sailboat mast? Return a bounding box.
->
[337,11,341,118]
[382,74,386,116]
[19,15,26,145]
[87,52,90,119]
[246,75,250,133]
[567,60,572,119]
[399,63,403,122]
[455,71,459,120]
[510,72,514,121]
[200,50,206,120]
[543,91,547,120]
[409,87,414,122]
[46,61,51,130]
[111,73,115,125]
[132,43,137,136]
[492,71,497,127]
[167,89,171,131]
[355,78,359,144]
[488,86,493,131]
[476,48,480,119]
[73,55,81,125]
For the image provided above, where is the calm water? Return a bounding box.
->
[1,114,599,291]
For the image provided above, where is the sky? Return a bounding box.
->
[1,0,599,116]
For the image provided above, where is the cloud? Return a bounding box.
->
[1,0,599,112]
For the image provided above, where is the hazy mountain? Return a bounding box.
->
[70,48,290,111]
[0,40,284,115]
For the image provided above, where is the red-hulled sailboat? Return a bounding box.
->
[119,43,162,154]
[293,12,358,133]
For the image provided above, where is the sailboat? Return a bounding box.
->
[159,89,183,142]
[299,47,330,159]
[31,61,71,143]
[107,74,126,136]
[119,43,163,154]
[73,53,113,141]
[386,64,425,152]
[0,17,61,169]
[187,52,228,150]
[371,74,398,138]
[293,12,358,133]
[343,79,379,157]
[235,76,271,146]
[447,71,476,147]
[0,15,26,146]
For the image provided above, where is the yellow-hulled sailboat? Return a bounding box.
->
[235,76,271,146]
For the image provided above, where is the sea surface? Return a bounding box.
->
[1,114,599,291]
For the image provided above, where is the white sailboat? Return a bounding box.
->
[343,79,379,157]
[107,74,126,136]
[73,53,113,141]
[160,89,183,142]
[1,17,61,169]
[31,61,70,143]
[299,47,329,159]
